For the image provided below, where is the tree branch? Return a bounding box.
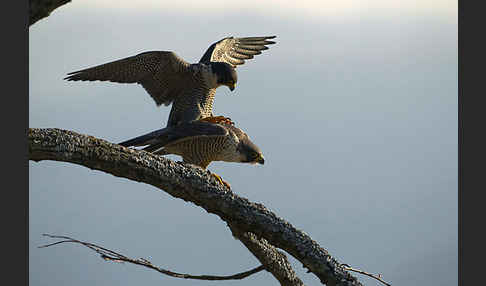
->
[343,266,392,286]
[29,0,72,26]
[39,234,266,281]
[29,128,363,286]
[228,224,305,286]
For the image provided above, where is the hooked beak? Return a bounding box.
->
[257,155,265,165]
[228,83,236,91]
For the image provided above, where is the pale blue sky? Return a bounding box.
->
[30,1,457,285]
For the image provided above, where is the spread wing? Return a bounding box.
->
[199,36,276,67]
[119,121,229,152]
[65,51,195,106]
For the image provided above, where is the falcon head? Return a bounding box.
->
[237,138,265,165]
[211,62,238,91]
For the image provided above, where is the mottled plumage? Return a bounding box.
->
[65,36,276,127]
[119,120,264,169]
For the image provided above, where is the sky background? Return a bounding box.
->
[29,1,457,285]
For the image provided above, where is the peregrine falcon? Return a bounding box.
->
[118,119,265,188]
[64,36,276,127]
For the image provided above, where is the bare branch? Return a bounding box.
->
[40,234,265,281]
[343,266,392,286]
[29,0,72,26]
[29,128,364,286]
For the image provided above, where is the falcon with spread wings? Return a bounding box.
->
[65,36,276,127]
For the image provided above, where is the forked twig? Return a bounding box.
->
[40,234,265,281]
[342,265,392,286]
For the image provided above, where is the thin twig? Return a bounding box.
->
[343,265,392,286]
[40,234,265,281]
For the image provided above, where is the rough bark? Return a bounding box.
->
[229,224,305,286]
[29,0,72,26]
[29,128,363,286]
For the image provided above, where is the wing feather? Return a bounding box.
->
[166,121,229,142]
[199,35,276,67]
[65,51,194,106]
[119,121,228,151]
[232,48,262,56]
[145,122,229,154]
[236,44,268,51]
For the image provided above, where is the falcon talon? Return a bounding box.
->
[198,115,235,126]
[211,173,231,189]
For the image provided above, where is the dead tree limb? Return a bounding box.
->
[228,224,305,286]
[343,266,392,286]
[29,128,363,286]
[40,234,266,281]
[29,0,72,26]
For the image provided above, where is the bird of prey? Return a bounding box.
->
[118,118,265,188]
[65,35,277,127]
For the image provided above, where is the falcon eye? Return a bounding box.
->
[251,152,259,159]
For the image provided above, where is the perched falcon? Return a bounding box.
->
[65,36,276,127]
[118,118,265,188]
